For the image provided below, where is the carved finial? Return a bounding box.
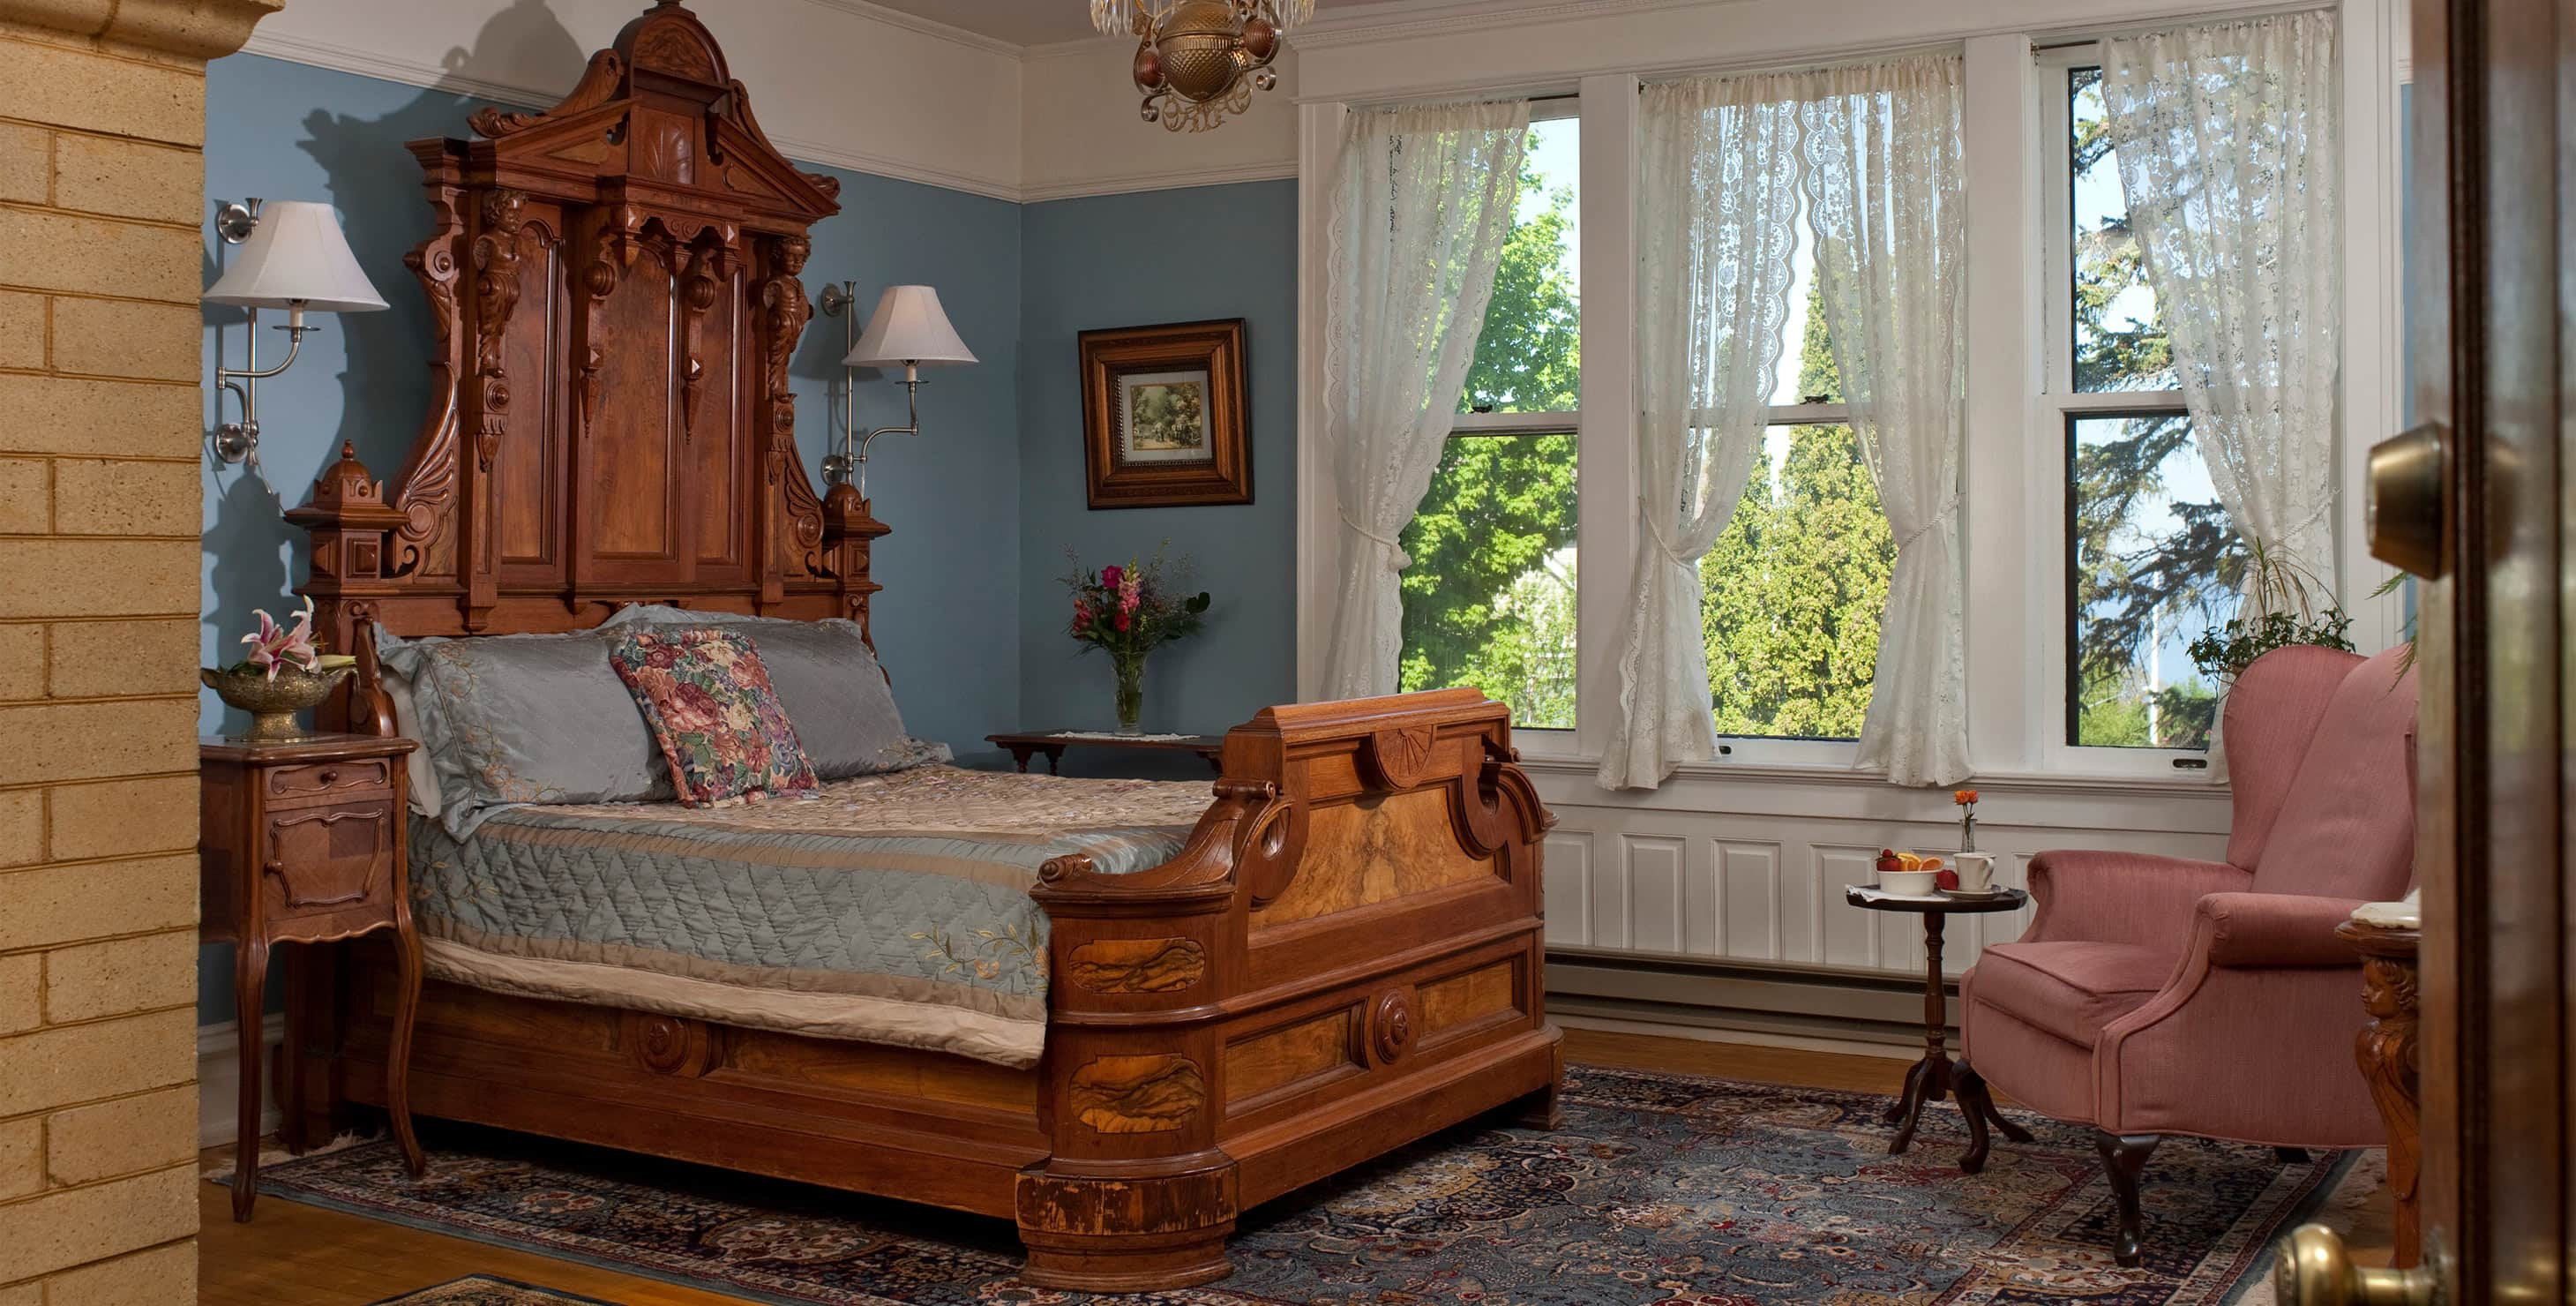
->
[311,440,384,508]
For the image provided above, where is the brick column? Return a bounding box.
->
[0,1,282,1300]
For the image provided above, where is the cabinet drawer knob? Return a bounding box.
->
[318,769,339,784]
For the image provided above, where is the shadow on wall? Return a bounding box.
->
[196,1,579,1021]
[199,0,577,734]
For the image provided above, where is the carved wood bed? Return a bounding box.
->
[280,2,1561,1291]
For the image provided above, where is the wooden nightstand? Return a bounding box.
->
[198,732,425,1220]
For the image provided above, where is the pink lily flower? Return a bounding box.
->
[240,597,323,680]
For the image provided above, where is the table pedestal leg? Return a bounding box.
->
[1883,1058,1924,1124]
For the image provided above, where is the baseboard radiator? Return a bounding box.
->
[1546,949,1956,1049]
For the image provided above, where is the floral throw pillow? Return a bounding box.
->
[609,627,819,807]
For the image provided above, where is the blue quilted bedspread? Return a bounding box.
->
[406,765,1210,1067]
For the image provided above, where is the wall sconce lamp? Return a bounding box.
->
[815,283,976,498]
[203,199,387,500]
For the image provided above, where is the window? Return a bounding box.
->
[2047,58,2241,753]
[1398,108,1579,730]
[1699,210,1893,743]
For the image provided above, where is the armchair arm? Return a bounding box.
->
[2026,849,2252,952]
[2197,892,2373,968]
[2092,889,2384,1143]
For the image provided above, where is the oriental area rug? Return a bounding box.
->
[236,1064,2352,1306]
[366,1277,632,1305]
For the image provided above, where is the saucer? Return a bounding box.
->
[1938,886,2007,898]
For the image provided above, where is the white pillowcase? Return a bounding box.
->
[378,658,445,821]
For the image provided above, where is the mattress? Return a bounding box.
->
[406,764,1211,1068]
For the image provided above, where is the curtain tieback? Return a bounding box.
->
[1898,497,1962,552]
[1644,519,1696,569]
[1341,513,1412,570]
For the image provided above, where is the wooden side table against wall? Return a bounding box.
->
[199,732,426,1220]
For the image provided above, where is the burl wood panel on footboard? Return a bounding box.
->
[309,687,1561,1293]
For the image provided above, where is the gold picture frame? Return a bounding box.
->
[1079,319,1251,509]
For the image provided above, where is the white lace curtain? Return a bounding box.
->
[1598,78,1805,790]
[1319,100,1530,701]
[2100,11,2342,597]
[1802,53,1973,787]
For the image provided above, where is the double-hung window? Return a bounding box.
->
[1697,212,1893,754]
[2041,49,2243,762]
[1397,104,1580,732]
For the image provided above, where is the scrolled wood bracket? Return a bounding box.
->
[1228,779,1306,909]
[469,188,528,474]
[388,166,468,578]
[1457,734,1553,857]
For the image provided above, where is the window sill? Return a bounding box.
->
[1513,752,2232,800]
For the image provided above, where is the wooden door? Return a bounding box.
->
[2281,1,2569,1302]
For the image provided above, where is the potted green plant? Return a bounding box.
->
[2183,541,2355,684]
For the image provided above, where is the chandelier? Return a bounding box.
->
[1090,0,1314,132]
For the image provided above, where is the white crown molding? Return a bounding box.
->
[796,0,1026,58]
[236,26,1027,203]
[1290,0,1739,50]
[1021,157,1297,203]
[240,27,548,111]
[769,134,1027,203]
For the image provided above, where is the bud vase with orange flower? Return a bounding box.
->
[1953,788,1980,852]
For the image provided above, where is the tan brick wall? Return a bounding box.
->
[0,2,281,1299]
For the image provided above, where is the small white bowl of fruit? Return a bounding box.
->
[1874,849,1946,897]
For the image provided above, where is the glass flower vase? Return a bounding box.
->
[1112,651,1147,735]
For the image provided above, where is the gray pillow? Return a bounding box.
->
[601,606,944,777]
[377,625,674,837]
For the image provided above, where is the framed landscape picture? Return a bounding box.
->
[1079,319,1251,508]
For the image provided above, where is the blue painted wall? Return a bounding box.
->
[193,56,1301,1024]
[196,53,1030,1019]
[1016,182,1299,777]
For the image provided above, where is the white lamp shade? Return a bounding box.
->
[203,200,389,313]
[845,285,976,367]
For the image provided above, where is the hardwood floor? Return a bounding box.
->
[196,1028,2388,1303]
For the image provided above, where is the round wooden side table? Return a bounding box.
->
[1843,883,2033,1174]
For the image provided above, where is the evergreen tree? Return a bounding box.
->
[1397,144,1580,727]
[1699,287,1893,739]
[2064,67,2235,748]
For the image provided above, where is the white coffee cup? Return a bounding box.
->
[1953,852,1996,893]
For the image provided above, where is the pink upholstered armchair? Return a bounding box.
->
[1959,644,2418,1266]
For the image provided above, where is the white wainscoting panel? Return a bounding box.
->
[1527,762,2231,981]
[1542,830,1593,948]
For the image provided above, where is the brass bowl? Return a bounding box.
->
[1155,0,1245,102]
[201,665,352,742]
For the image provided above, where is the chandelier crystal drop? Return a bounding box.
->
[1090,0,1314,132]
[1090,0,1314,38]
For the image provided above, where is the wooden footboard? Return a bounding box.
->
[1021,687,1561,1289]
[303,687,1558,1294]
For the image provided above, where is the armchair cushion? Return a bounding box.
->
[1967,942,2178,1048]
[2198,892,2373,968]
[2026,851,2253,953]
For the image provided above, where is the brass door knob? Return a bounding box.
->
[2274,1225,2441,1306]
[2367,423,2448,579]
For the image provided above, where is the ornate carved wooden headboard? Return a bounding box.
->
[289,0,888,677]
